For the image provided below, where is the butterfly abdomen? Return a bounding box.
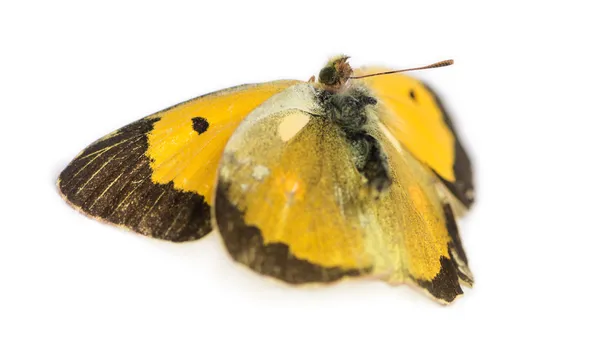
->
[348,133,391,192]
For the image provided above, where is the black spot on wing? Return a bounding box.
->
[409,89,417,101]
[192,117,209,135]
[422,82,475,208]
[58,117,212,242]
[215,184,369,283]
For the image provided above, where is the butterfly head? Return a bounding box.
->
[318,55,353,92]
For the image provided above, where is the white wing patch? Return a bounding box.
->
[278,112,310,142]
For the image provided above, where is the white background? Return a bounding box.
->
[2,1,599,339]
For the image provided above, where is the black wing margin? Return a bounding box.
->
[423,82,475,209]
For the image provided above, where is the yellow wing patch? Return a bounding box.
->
[373,122,451,282]
[146,81,300,204]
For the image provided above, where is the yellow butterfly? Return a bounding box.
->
[57,56,474,304]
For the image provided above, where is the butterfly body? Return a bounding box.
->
[58,56,474,304]
[317,85,391,192]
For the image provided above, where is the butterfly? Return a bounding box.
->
[57,55,475,304]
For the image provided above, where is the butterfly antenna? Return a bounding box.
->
[350,59,454,79]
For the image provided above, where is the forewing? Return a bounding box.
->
[58,80,299,242]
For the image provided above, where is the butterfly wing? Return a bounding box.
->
[353,68,474,210]
[58,80,300,242]
[214,83,472,303]
[370,117,474,302]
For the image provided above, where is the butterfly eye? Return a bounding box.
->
[318,66,338,86]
